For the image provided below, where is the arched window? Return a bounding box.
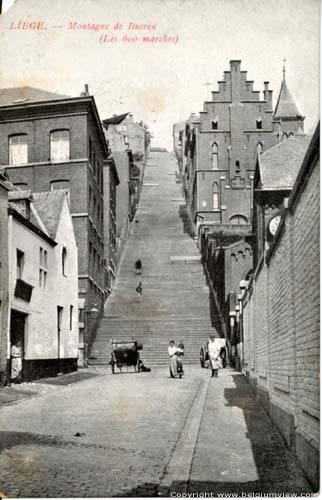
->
[212,182,219,209]
[235,160,240,172]
[9,134,28,165]
[256,118,262,130]
[229,214,248,225]
[50,179,70,191]
[256,142,263,154]
[62,247,67,276]
[50,129,70,162]
[212,142,218,169]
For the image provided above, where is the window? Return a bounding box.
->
[50,130,70,162]
[50,180,70,191]
[256,118,262,130]
[79,307,85,323]
[212,182,219,209]
[230,214,248,225]
[235,160,240,172]
[9,135,28,165]
[212,143,218,169]
[39,247,48,288]
[256,142,263,154]
[16,249,24,279]
[70,305,73,330]
[62,247,67,276]
[211,120,218,130]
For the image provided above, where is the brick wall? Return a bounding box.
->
[241,135,320,488]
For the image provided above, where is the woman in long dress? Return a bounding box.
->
[11,340,22,382]
[208,336,223,378]
[168,341,184,378]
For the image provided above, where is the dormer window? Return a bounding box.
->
[256,118,262,130]
[9,134,28,165]
[50,130,70,162]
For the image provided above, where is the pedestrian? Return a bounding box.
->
[168,341,184,378]
[208,336,222,378]
[177,342,185,378]
[136,282,143,300]
[11,340,23,383]
[168,340,178,378]
[135,259,142,275]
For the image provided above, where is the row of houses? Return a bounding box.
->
[0,85,151,384]
[173,60,319,489]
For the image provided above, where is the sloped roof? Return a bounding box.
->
[274,80,303,119]
[102,113,129,127]
[8,189,32,200]
[258,135,312,190]
[31,191,66,239]
[0,87,70,106]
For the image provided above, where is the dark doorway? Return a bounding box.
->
[10,309,27,382]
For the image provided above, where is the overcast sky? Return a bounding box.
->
[0,0,319,148]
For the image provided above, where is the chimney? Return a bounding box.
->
[81,84,90,97]
[128,113,134,122]
[263,82,272,109]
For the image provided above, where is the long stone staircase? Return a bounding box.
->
[89,152,225,367]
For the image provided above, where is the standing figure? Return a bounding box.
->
[135,259,142,275]
[11,340,23,383]
[168,340,178,378]
[136,282,143,300]
[177,342,185,378]
[168,341,184,379]
[208,336,222,378]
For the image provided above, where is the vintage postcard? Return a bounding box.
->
[0,0,319,498]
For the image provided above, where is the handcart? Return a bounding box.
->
[110,340,143,374]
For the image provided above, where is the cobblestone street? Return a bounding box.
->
[0,367,313,497]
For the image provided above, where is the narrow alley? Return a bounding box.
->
[0,152,313,498]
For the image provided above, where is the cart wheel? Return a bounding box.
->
[200,348,205,368]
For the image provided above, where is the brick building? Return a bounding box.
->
[102,113,138,271]
[238,124,319,489]
[176,61,306,355]
[0,86,117,365]
[179,60,304,234]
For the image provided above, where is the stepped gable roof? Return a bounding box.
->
[258,135,312,190]
[274,79,303,119]
[102,113,129,127]
[31,191,66,239]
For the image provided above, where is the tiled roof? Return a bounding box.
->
[0,87,70,106]
[31,191,66,239]
[258,135,312,190]
[274,80,303,119]
[8,190,32,200]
